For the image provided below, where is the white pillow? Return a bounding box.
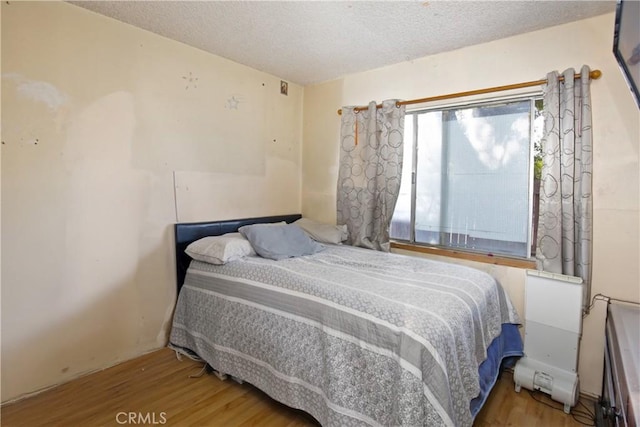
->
[185,232,255,265]
[294,218,348,244]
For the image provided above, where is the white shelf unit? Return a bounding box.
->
[514,269,584,413]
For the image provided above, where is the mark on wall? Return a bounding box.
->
[182,72,198,90]
[2,73,69,111]
[21,137,40,146]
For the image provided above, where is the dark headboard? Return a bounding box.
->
[174,214,302,293]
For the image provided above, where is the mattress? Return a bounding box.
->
[169,244,522,426]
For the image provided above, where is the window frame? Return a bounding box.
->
[391,91,543,263]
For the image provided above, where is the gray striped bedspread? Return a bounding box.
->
[169,244,520,426]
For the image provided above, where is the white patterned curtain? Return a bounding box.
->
[337,100,405,251]
[536,66,593,309]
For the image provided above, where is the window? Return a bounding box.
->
[390,95,543,259]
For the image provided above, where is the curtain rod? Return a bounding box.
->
[336,69,602,115]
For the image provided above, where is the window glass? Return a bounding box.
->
[391,97,540,259]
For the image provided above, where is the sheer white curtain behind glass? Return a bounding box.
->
[337,100,405,251]
[390,115,414,241]
[536,66,593,309]
[392,100,533,258]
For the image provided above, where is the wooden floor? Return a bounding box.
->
[2,348,596,426]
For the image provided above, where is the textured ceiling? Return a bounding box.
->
[69,1,616,86]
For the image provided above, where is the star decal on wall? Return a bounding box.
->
[182,72,198,90]
[226,96,240,109]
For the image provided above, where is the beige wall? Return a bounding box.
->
[303,13,640,397]
[1,2,302,401]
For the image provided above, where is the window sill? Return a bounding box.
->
[390,241,536,269]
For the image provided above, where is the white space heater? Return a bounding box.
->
[514,269,584,413]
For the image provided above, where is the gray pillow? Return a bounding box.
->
[238,223,324,260]
[294,218,348,244]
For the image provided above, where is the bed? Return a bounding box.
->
[169,214,523,427]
